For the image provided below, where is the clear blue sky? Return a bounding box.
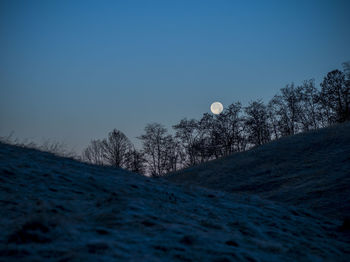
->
[1,0,349,152]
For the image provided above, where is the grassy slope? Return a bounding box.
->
[167,122,350,219]
[1,142,349,261]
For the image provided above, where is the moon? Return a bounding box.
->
[210,102,223,115]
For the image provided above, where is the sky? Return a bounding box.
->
[1,0,350,153]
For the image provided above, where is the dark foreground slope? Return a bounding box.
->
[167,122,350,220]
[0,143,349,261]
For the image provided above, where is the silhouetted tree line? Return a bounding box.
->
[82,62,350,176]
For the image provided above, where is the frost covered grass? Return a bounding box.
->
[0,140,349,261]
[167,122,350,220]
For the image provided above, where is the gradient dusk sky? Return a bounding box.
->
[1,0,349,152]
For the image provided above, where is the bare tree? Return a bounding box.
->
[125,147,146,174]
[173,118,201,167]
[296,80,324,131]
[267,100,281,140]
[138,123,173,176]
[268,84,302,137]
[211,102,246,156]
[102,129,132,168]
[320,69,350,123]
[197,113,216,161]
[82,139,105,165]
[244,100,271,147]
[163,135,181,173]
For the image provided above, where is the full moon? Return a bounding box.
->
[210,102,223,115]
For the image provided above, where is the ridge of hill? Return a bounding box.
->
[167,122,350,220]
[1,142,349,261]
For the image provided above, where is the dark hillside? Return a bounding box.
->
[1,142,349,261]
[167,122,350,219]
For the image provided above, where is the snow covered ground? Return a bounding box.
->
[0,141,349,261]
[167,122,350,220]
